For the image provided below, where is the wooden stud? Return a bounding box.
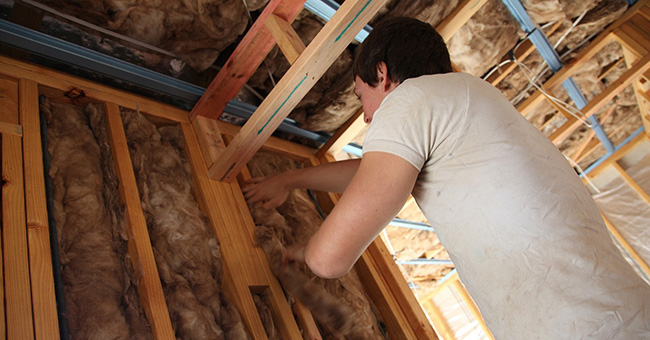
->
[2,112,35,340]
[452,279,494,340]
[20,79,60,339]
[208,0,388,182]
[612,162,650,205]
[105,102,176,340]
[190,0,307,120]
[291,300,323,340]
[549,53,650,145]
[266,14,306,65]
[316,106,364,159]
[601,214,650,279]
[436,0,490,42]
[181,122,304,339]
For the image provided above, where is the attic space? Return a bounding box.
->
[1,0,650,339]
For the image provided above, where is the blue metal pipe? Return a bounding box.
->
[501,0,615,153]
[399,258,454,265]
[389,218,436,232]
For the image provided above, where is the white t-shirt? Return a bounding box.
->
[363,73,650,339]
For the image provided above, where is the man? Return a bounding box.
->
[243,17,650,339]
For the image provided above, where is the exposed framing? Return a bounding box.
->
[0,48,437,338]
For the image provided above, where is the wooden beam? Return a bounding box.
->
[549,52,650,145]
[316,106,364,158]
[217,119,315,162]
[0,56,189,123]
[266,14,306,65]
[190,0,307,120]
[2,97,35,339]
[436,0,489,42]
[452,280,494,340]
[20,79,60,340]
[209,0,388,182]
[601,214,650,279]
[181,122,304,339]
[583,133,648,179]
[104,102,176,340]
[612,162,650,205]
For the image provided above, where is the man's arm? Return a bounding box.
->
[302,151,419,278]
[243,158,361,209]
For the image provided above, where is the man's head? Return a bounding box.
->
[353,17,452,87]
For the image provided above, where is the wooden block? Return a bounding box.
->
[191,115,226,169]
[20,79,60,339]
[190,0,307,120]
[266,14,306,65]
[316,106,364,159]
[208,0,388,182]
[104,102,175,340]
[2,134,35,340]
[0,121,22,136]
[436,0,489,42]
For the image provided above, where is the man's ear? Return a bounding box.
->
[376,62,391,91]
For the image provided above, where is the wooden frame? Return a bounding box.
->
[516,0,650,149]
[0,48,437,338]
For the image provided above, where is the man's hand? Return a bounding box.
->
[242,172,292,210]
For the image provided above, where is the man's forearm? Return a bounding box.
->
[285,159,361,194]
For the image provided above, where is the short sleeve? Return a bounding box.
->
[362,86,431,171]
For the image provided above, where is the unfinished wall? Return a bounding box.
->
[43,99,151,339]
[247,151,386,339]
[122,109,249,339]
